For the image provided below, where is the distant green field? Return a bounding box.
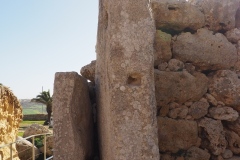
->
[20,99,47,115]
[23,107,47,115]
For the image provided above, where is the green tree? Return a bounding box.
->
[31,90,52,125]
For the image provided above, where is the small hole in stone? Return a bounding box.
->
[127,73,141,86]
[168,6,177,10]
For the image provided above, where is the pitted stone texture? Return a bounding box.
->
[226,117,240,137]
[209,106,239,122]
[185,146,211,160]
[152,0,205,31]
[158,117,199,153]
[222,149,233,159]
[173,28,237,71]
[80,60,96,83]
[198,117,226,155]
[53,72,93,160]
[96,0,160,159]
[225,156,240,160]
[188,101,209,119]
[168,59,184,72]
[23,124,52,139]
[154,30,172,65]
[208,70,240,111]
[205,93,218,106]
[225,130,240,154]
[155,70,208,106]
[168,105,188,119]
[225,28,240,43]
[0,85,22,160]
[190,0,240,32]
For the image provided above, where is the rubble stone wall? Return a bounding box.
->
[153,0,240,159]
[71,0,240,159]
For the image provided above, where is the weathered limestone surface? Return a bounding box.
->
[225,28,240,43]
[188,101,209,119]
[0,85,22,160]
[152,0,205,31]
[154,30,172,65]
[23,124,52,138]
[53,72,93,160]
[173,28,237,71]
[198,117,226,155]
[16,136,39,160]
[209,106,239,122]
[96,0,159,159]
[226,117,240,137]
[80,60,96,83]
[225,129,240,155]
[190,0,240,32]
[155,70,208,106]
[157,117,199,153]
[185,146,211,160]
[208,70,240,111]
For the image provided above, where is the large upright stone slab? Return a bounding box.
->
[96,0,160,159]
[53,72,93,160]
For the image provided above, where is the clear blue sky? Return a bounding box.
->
[0,1,98,99]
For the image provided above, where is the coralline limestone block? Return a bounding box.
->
[208,70,240,111]
[152,0,205,31]
[80,60,96,83]
[173,28,237,71]
[198,117,226,155]
[155,69,208,106]
[96,0,160,159]
[157,117,199,153]
[53,72,93,160]
[190,0,240,32]
[0,85,22,160]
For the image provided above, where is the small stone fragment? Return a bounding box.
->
[222,149,233,159]
[80,60,96,83]
[168,59,184,71]
[225,28,240,43]
[209,106,239,121]
[189,101,209,119]
[198,117,226,155]
[205,93,218,106]
[185,146,211,160]
[154,30,172,66]
[225,129,240,154]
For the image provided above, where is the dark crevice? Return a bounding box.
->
[127,73,142,86]
[159,28,181,36]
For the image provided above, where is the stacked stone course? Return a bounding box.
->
[153,0,240,159]
[56,0,240,159]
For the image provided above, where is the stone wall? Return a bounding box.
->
[59,0,240,159]
[23,114,47,121]
[0,85,22,160]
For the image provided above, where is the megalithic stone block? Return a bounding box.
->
[53,72,93,160]
[96,0,160,159]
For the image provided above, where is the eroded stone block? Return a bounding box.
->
[53,72,93,160]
